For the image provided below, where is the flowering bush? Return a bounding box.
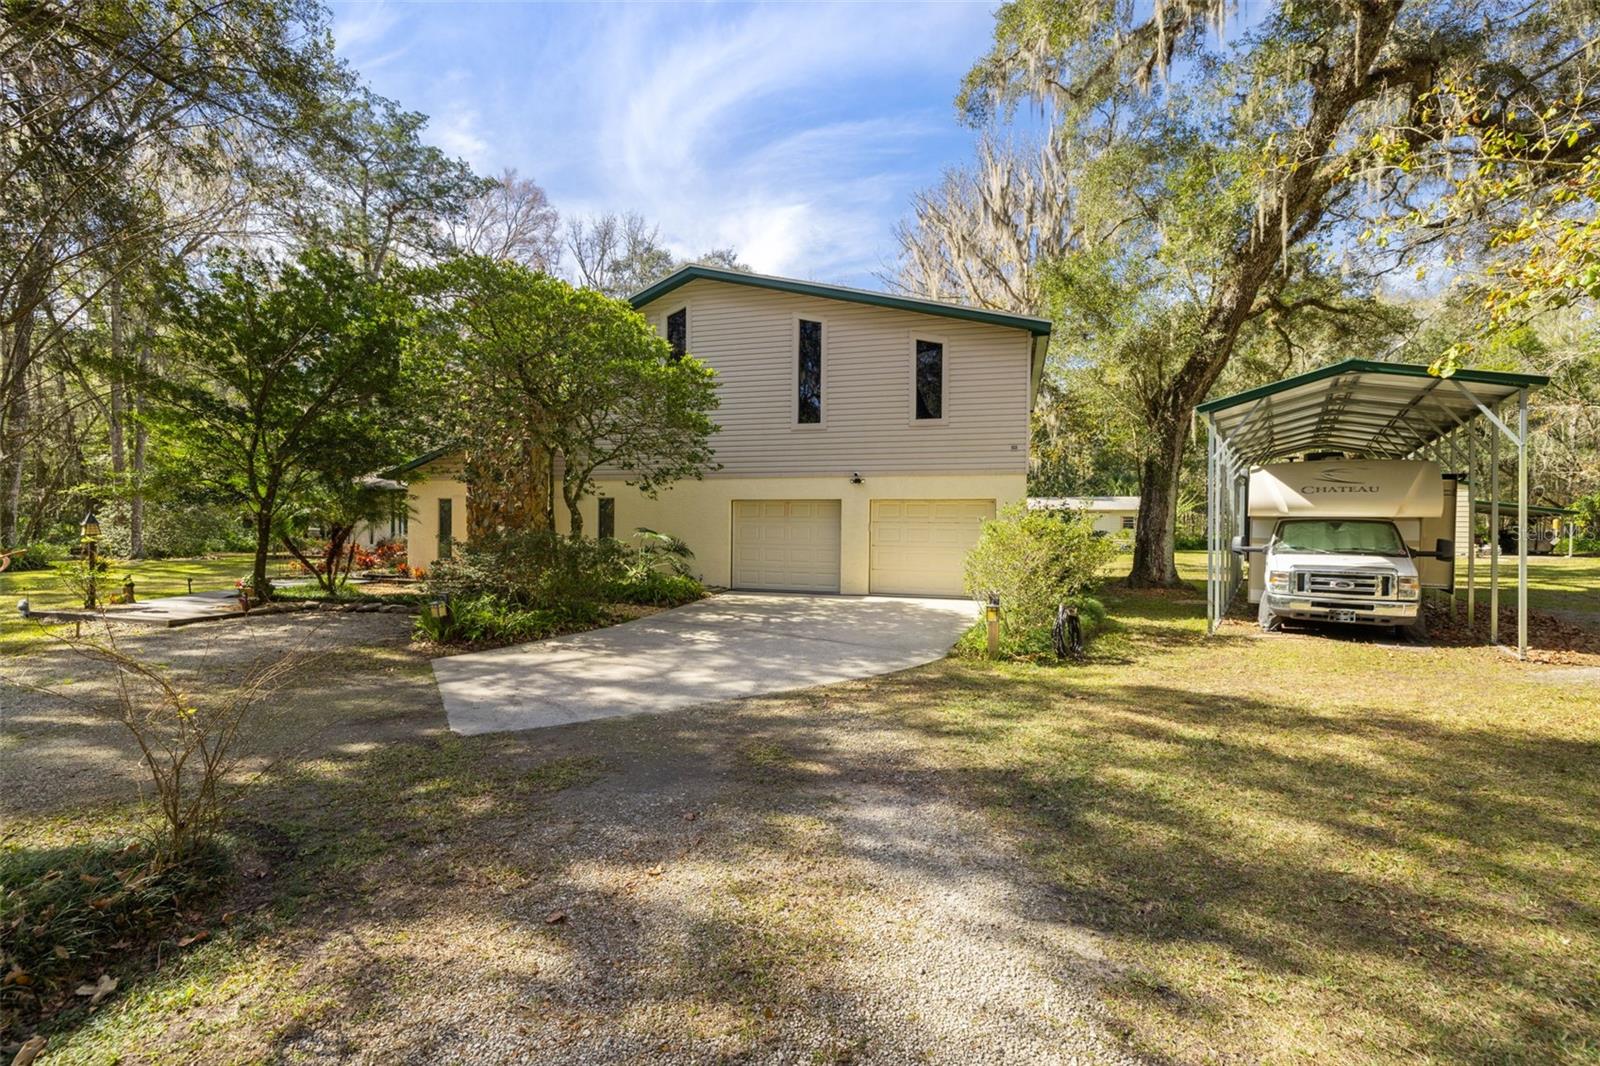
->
[354,541,406,571]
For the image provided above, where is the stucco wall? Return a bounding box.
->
[406,455,467,572]
[557,472,1025,595]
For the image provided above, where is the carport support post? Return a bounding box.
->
[1490,414,1501,644]
[1465,426,1476,627]
[1517,389,1529,661]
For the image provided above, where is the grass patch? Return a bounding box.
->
[1,838,229,1042]
[870,554,1600,1064]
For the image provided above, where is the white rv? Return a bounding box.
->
[1233,460,1456,635]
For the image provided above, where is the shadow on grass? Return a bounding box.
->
[20,582,1600,1065]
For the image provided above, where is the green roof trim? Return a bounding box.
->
[1197,359,1550,415]
[1474,500,1573,517]
[630,265,1053,337]
[386,444,457,477]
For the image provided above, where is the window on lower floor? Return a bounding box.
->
[438,497,454,554]
[1121,515,1136,530]
[598,497,616,540]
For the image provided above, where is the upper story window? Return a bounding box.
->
[914,338,944,420]
[797,318,823,425]
[666,307,687,360]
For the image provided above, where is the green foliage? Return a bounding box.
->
[142,249,419,593]
[426,529,631,608]
[951,595,1108,659]
[0,839,228,1040]
[414,594,604,646]
[608,571,705,607]
[1,543,69,572]
[426,527,707,612]
[96,502,252,559]
[417,257,721,536]
[627,528,696,578]
[964,504,1118,636]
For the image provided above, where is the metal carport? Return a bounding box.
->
[1196,359,1549,658]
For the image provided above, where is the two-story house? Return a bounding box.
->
[402,265,1050,598]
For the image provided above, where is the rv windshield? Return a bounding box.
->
[1274,519,1407,556]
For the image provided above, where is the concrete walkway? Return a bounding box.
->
[432,592,977,735]
[28,588,243,627]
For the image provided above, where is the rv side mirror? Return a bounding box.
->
[1230,535,1263,555]
[1433,538,1454,560]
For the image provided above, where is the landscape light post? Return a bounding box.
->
[80,511,101,609]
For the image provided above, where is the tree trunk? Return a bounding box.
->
[562,476,584,539]
[253,495,275,598]
[1127,422,1187,587]
[129,333,149,557]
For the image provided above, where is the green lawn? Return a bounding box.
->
[0,554,268,653]
[876,558,1600,1064]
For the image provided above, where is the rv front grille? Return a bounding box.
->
[1295,570,1390,597]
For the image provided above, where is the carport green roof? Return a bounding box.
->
[1197,359,1549,464]
[630,265,1053,337]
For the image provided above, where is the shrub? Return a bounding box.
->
[964,504,1118,637]
[952,594,1108,659]
[426,529,631,609]
[1174,531,1208,551]
[96,502,253,559]
[1,542,69,572]
[1552,535,1600,555]
[414,593,604,645]
[608,571,705,606]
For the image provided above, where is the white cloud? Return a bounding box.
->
[332,0,996,287]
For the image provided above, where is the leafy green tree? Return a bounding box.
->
[960,0,1600,586]
[142,250,415,593]
[423,257,720,537]
[288,88,487,276]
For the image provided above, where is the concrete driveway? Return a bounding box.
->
[432,592,977,735]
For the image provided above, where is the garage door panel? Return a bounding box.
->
[869,498,994,597]
[732,500,841,593]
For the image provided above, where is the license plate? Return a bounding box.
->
[1329,610,1358,623]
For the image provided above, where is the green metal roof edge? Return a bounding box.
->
[1197,359,1550,415]
[1473,500,1573,516]
[630,265,1053,337]
[386,444,458,477]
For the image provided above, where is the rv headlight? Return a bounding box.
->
[1397,575,1420,600]
[1268,570,1293,594]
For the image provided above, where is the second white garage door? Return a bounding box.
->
[869,499,995,597]
[732,500,842,593]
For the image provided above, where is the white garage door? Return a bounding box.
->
[732,500,842,593]
[870,499,995,597]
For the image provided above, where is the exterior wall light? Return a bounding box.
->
[850,472,863,484]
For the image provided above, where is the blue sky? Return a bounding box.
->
[330,1,1003,290]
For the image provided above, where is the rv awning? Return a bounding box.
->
[1196,359,1549,465]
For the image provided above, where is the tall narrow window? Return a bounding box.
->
[598,497,616,540]
[438,497,454,556]
[915,339,943,420]
[666,307,687,360]
[797,318,823,424]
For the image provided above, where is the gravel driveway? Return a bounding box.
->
[255,683,1139,1065]
[8,617,1136,1064]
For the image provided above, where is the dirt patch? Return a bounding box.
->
[0,612,444,817]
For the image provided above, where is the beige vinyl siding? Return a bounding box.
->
[633,280,1032,479]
